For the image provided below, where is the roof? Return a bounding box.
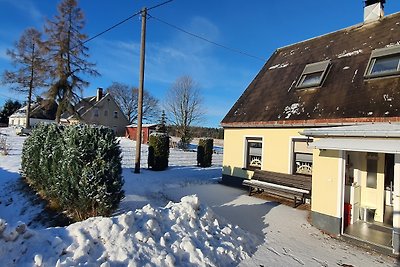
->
[126,123,158,128]
[302,123,400,137]
[10,100,58,120]
[309,138,400,153]
[61,96,97,120]
[222,12,400,128]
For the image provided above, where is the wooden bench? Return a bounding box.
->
[242,169,312,207]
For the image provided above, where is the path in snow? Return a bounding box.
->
[164,184,398,267]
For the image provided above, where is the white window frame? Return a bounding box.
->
[365,45,400,78]
[289,136,313,176]
[296,60,331,89]
[243,136,264,170]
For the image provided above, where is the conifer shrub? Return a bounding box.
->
[148,133,169,171]
[21,124,124,221]
[197,138,213,167]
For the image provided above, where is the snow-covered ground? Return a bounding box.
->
[0,127,397,266]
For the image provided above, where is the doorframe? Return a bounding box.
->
[339,150,346,234]
[393,154,400,253]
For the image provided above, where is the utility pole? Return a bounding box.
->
[134,7,147,173]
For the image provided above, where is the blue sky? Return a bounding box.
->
[1,0,400,127]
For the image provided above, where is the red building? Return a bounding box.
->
[125,124,158,144]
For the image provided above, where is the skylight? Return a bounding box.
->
[296,60,330,89]
[365,45,400,78]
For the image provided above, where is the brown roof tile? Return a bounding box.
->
[222,13,400,127]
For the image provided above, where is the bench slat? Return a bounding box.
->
[253,170,311,190]
[244,180,309,195]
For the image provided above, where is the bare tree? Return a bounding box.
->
[2,28,47,128]
[44,0,99,123]
[165,75,204,149]
[106,82,159,124]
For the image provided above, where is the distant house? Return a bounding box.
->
[222,1,400,254]
[61,88,129,136]
[9,99,58,127]
[125,124,158,144]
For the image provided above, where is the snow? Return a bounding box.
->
[384,94,394,102]
[337,49,363,58]
[269,62,289,70]
[351,69,359,83]
[385,41,400,48]
[283,103,303,119]
[0,195,256,266]
[0,127,397,266]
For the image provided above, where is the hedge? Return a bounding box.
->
[197,138,213,167]
[21,124,124,221]
[148,133,169,171]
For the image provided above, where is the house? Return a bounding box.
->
[221,0,400,254]
[61,88,129,136]
[9,99,58,127]
[125,123,158,144]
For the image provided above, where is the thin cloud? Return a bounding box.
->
[89,16,260,126]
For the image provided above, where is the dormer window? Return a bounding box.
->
[296,60,331,89]
[365,45,400,78]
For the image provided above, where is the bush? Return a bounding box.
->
[148,133,169,171]
[197,138,213,167]
[21,124,124,221]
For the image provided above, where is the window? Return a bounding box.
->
[245,138,262,170]
[366,153,378,189]
[104,110,108,117]
[365,45,400,78]
[93,108,99,117]
[296,60,331,89]
[114,111,118,118]
[292,139,313,175]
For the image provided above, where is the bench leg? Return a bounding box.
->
[248,186,253,196]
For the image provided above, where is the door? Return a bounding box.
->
[350,185,361,224]
[360,153,385,223]
[384,154,395,226]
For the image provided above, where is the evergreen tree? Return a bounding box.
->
[157,110,168,133]
[0,100,22,125]
[2,28,47,128]
[44,0,99,123]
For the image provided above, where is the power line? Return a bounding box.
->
[147,14,267,62]
[79,0,175,47]
[80,11,141,46]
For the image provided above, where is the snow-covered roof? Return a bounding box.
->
[9,101,58,120]
[222,12,400,127]
[302,123,400,138]
[126,123,158,128]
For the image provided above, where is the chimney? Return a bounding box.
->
[364,0,385,23]
[96,87,103,102]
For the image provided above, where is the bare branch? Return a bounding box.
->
[165,75,204,148]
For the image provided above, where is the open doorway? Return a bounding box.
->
[343,152,394,249]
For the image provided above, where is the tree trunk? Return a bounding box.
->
[26,43,35,129]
